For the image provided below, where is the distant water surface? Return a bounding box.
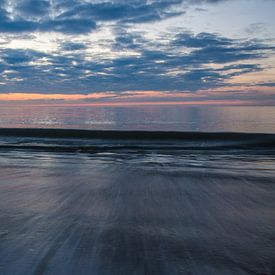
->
[0,105,275,133]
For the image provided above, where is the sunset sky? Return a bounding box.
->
[0,0,275,105]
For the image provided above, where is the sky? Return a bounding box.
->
[0,0,275,105]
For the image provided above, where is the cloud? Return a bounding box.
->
[0,0,274,97]
[258,82,275,87]
[0,9,97,34]
[57,0,184,23]
[0,0,185,34]
[16,0,50,17]
[61,42,87,51]
[0,29,273,94]
[1,49,47,64]
[173,32,232,48]
[40,19,97,34]
[172,32,275,64]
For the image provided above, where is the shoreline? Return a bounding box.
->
[0,127,275,139]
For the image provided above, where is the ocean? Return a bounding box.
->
[0,105,274,274]
[0,105,275,133]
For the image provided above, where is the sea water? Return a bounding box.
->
[0,105,275,133]
[0,105,275,274]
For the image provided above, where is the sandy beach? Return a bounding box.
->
[0,131,274,274]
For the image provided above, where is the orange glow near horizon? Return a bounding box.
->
[0,93,116,101]
[0,100,252,107]
[0,86,274,106]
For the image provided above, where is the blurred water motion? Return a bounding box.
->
[0,145,274,274]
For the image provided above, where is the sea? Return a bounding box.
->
[0,105,274,275]
[0,105,275,132]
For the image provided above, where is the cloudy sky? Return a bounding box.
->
[0,0,275,104]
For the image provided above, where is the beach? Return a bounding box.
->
[0,130,274,274]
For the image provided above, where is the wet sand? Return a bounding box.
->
[0,148,274,274]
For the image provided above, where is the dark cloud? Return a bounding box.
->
[57,0,184,23]
[40,18,97,34]
[173,32,232,48]
[61,42,87,51]
[172,33,274,65]
[258,82,275,87]
[215,63,262,77]
[0,0,184,34]
[16,0,50,17]
[0,20,37,33]
[1,49,47,64]
[0,5,36,32]
[0,7,97,34]
[112,28,146,51]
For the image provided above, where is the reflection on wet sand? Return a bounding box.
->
[0,149,274,274]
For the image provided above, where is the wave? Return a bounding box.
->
[0,128,275,152]
[0,128,274,140]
